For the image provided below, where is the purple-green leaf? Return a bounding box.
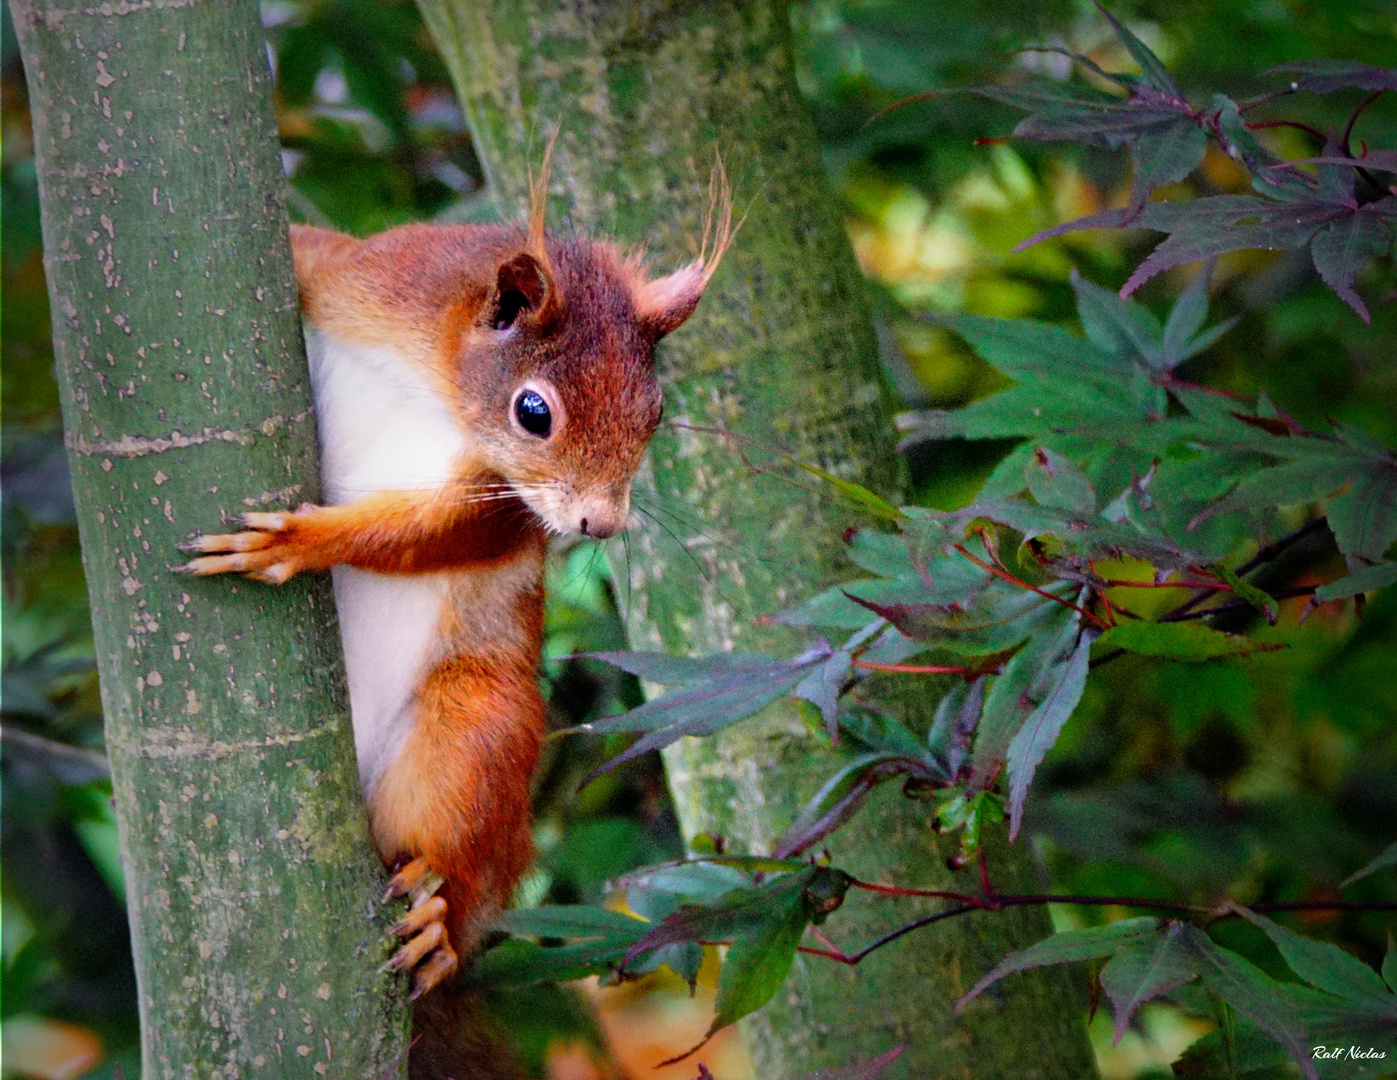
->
[957,918,1166,1008]
[1178,925,1318,1080]
[1005,629,1094,839]
[577,646,832,780]
[1271,60,1397,95]
[1100,922,1198,1043]
[1127,117,1207,217]
[1310,209,1394,323]
[1093,1,1178,96]
[970,606,1078,788]
[773,752,919,859]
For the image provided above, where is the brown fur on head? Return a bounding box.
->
[289,156,735,541]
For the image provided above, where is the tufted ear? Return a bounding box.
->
[491,250,558,331]
[634,263,709,339]
[634,157,738,340]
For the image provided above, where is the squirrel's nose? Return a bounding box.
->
[580,516,621,540]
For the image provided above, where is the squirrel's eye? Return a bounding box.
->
[514,391,552,438]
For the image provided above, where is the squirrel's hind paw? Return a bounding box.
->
[383,881,458,999]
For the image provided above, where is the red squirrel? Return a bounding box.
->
[179,164,731,1065]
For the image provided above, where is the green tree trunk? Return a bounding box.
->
[8,0,412,1075]
[418,1,1099,1077]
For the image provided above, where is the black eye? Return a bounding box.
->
[514,391,552,437]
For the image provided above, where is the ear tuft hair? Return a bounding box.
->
[635,156,740,340]
[526,127,559,277]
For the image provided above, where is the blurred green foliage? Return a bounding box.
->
[3,0,1394,1077]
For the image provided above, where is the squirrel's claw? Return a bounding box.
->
[174,514,305,583]
[389,895,447,939]
[409,947,459,1001]
[383,856,437,902]
[381,919,446,974]
[381,862,457,998]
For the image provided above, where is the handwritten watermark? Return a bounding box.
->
[1312,1046,1388,1061]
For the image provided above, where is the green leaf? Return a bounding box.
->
[1212,564,1280,624]
[1161,262,1212,365]
[773,582,892,628]
[1100,922,1198,1044]
[1326,468,1397,561]
[1093,0,1179,95]
[1027,446,1097,515]
[1072,269,1163,366]
[841,708,938,763]
[926,676,986,778]
[470,936,637,989]
[578,645,832,778]
[774,752,918,859]
[957,918,1166,1008]
[793,649,854,739]
[844,528,917,579]
[1190,458,1357,531]
[620,860,759,926]
[939,313,1125,381]
[1096,621,1274,661]
[708,893,810,1036]
[496,905,646,940]
[1234,909,1390,1002]
[1179,925,1317,1080]
[1384,934,1396,994]
[1171,1015,1295,1079]
[620,867,817,971]
[849,586,1049,651]
[1342,840,1397,888]
[1005,629,1094,839]
[794,460,902,521]
[1315,562,1397,602]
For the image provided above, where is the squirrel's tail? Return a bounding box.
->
[408,991,523,1080]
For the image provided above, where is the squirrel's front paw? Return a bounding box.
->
[175,510,314,584]
[382,857,459,1000]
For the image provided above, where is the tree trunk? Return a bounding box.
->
[418,1,1098,1077]
[8,0,412,1075]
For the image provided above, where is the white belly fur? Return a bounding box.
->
[307,329,468,796]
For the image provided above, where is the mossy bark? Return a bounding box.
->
[419,0,1099,1076]
[9,0,411,1075]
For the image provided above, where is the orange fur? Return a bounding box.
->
[186,182,734,1076]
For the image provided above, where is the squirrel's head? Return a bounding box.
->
[463,231,723,539]
[291,154,734,542]
[462,163,734,540]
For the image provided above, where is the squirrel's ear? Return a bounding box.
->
[491,251,559,331]
[634,263,709,339]
[635,158,737,338]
